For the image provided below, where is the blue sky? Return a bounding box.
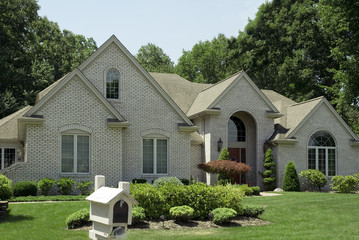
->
[37,0,267,63]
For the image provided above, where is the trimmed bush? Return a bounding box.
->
[57,177,76,195]
[238,184,253,196]
[38,178,56,196]
[66,208,90,229]
[211,208,237,224]
[299,169,327,191]
[130,182,244,220]
[259,148,276,191]
[169,205,194,222]
[0,174,12,200]
[282,161,300,191]
[77,181,93,195]
[153,177,183,188]
[180,178,190,185]
[240,205,265,217]
[331,175,359,193]
[132,206,146,224]
[250,186,261,196]
[13,181,37,197]
[132,179,147,184]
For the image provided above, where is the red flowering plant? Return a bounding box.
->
[198,160,251,176]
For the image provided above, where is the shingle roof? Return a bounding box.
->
[36,74,67,103]
[150,73,211,114]
[0,106,32,141]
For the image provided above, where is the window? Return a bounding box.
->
[61,135,90,173]
[106,69,120,99]
[308,131,336,176]
[0,148,16,170]
[143,138,168,174]
[228,116,246,142]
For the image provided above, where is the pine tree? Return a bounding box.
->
[259,148,276,191]
[282,161,300,191]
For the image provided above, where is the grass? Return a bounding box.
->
[9,195,87,202]
[1,192,358,239]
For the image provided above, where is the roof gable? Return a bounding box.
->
[78,35,193,126]
[287,97,359,140]
[186,71,279,118]
[25,69,126,122]
[0,106,32,141]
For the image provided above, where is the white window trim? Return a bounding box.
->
[104,67,123,102]
[308,146,336,177]
[60,133,91,174]
[142,137,169,175]
[0,147,16,169]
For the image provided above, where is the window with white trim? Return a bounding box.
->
[228,116,246,142]
[143,138,168,174]
[61,134,90,173]
[308,131,336,176]
[0,148,16,170]
[106,69,120,99]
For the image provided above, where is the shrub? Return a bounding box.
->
[179,178,190,185]
[132,206,146,224]
[38,178,56,196]
[282,161,300,191]
[153,177,183,188]
[331,175,359,193]
[132,179,147,184]
[169,205,194,222]
[0,174,12,200]
[250,186,261,196]
[130,182,244,220]
[66,208,90,229]
[198,160,251,176]
[57,177,76,195]
[238,184,253,196]
[77,181,93,195]
[240,205,265,217]
[211,208,237,224]
[219,147,230,160]
[299,169,327,191]
[259,148,276,191]
[13,181,37,197]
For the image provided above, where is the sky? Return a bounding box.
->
[37,0,267,63]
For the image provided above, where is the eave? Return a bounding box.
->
[351,139,359,147]
[18,116,44,141]
[188,108,221,120]
[270,138,298,145]
[178,124,200,133]
[107,119,131,129]
[267,110,284,119]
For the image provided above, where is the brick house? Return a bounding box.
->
[1,35,358,188]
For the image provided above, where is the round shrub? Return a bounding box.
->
[211,208,237,224]
[331,175,359,193]
[240,205,265,217]
[66,208,90,229]
[169,205,194,222]
[282,161,300,191]
[238,184,254,196]
[250,186,261,196]
[153,177,183,188]
[77,181,93,195]
[132,206,146,224]
[13,181,37,197]
[179,178,190,185]
[0,174,12,200]
[57,177,76,195]
[299,169,327,191]
[38,178,56,196]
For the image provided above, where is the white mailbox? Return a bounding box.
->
[86,176,138,240]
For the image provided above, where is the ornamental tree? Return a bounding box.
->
[259,148,276,191]
[282,161,300,191]
[198,160,251,177]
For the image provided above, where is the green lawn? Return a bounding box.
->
[1,192,358,240]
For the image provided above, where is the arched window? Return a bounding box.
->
[228,116,245,142]
[308,131,336,176]
[106,69,120,99]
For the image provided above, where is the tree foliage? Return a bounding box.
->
[259,148,276,191]
[282,161,300,191]
[198,160,251,176]
[136,43,175,73]
[0,0,97,119]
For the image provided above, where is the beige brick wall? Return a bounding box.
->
[276,103,359,189]
[190,144,205,182]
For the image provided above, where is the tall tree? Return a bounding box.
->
[136,43,175,73]
[176,34,238,84]
[237,0,336,102]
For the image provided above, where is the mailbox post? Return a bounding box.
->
[86,176,138,240]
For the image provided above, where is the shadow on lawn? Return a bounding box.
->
[5,211,34,223]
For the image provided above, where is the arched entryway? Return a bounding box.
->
[227,111,256,185]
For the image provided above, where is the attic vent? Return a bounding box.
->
[113,200,128,223]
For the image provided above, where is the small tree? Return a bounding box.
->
[217,148,232,183]
[219,148,230,161]
[299,169,327,191]
[282,161,300,191]
[198,160,251,177]
[259,148,276,191]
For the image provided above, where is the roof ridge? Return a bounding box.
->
[289,96,324,107]
[198,71,243,93]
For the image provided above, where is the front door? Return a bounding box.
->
[228,148,246,184]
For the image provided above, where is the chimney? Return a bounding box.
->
[94,175,105,191]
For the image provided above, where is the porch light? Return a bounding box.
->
[218,138,223,152]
